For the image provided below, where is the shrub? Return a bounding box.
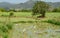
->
[44,19,60,25]
[9,12,14,16]
[52,8,60,12]
[0,23,13,38]
[1,26,8,33]
[2,33,8,38]
[6,23,13,30]
[1,15,8,17]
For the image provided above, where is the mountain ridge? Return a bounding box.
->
[0,1,60,9]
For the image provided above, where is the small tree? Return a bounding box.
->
[32,1,49,18]
[8,12,14,23]
[9,12,14,17]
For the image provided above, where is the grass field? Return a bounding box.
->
[0,12,60,38]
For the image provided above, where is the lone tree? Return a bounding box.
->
[9,12,14,17]
[32,1,49,18]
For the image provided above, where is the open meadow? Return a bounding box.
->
[0,12,60,38]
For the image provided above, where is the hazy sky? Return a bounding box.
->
[0,0,60,4]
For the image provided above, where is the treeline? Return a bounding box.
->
[0,8,32,12]
[52,7,60,12]
[0,7,60,12]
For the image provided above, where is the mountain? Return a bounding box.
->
[15,0,35,9]
[0,2,15,8]
[47,2,60,8]
[0,1,60,10]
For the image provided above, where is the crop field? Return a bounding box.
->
[0,12,60,38]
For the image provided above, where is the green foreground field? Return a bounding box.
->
[0,12,60,22]
[0,12,60,38]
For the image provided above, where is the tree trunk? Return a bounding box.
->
[37,11,45,18]
[41,12,45,17]
[41,10,45,18]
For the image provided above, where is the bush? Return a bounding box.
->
[2,33,8,38]
[6,23,13,30]
[1,26,8,33]
[52,8,60,12]
[1,15,8,17]
[0,23,13,33]
[9,12,14,16]
[0,23,13,38]
[45,19,60,25]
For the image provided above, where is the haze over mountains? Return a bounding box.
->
[0,0,60,10]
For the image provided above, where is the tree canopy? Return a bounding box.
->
[32,1,49,18]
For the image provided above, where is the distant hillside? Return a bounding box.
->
[47,2,60,8]
[0,1,60,9]
[0,2,15,8]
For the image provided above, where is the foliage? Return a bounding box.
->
[19,9,32,12]
[44,19,60,25]
[9,9,16,12]
[0,26,8,33]
[1,14,8,17]
[6,23,13,30]
[0,23,13,33]
[9,12,14,16]
[0,23,13,38]
[52,7,60,12]
[32,1,49,17]
[0,8,6,12]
